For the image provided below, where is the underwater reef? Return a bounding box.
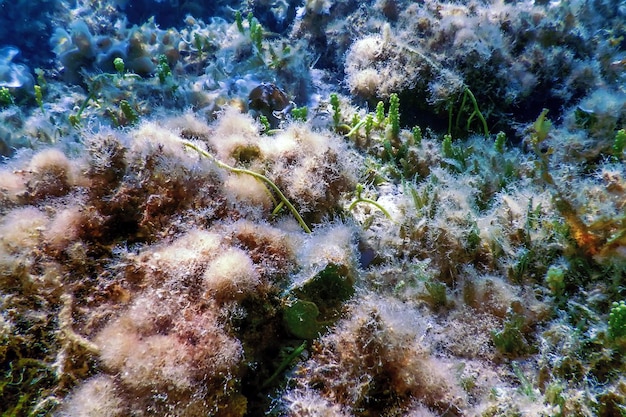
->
[2,0,626,416]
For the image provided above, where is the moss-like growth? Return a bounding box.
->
[113,56,125,76]
[156,54,172,84]
[0,87,14,107]
[119,100,139,126]
[609,301,626,341]
[491,309,533,357]
[34,84,44,115]
[613,128,626,159]
[545,265,566,296]
[330,92,341,128]
[387,92,400,140]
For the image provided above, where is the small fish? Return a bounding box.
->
[248,82,291,114]
[248,82,294,127]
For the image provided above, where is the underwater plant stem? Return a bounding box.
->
[348,184,392,220]
[464,87,489,137]
[261,341,307,389]
[398,40,489,137]
[450,88,489,137]
[344,120,366,138]
[181,140,312,233]
[76,92,95,118]
[453,89,469,136]
[349,198,392,220]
